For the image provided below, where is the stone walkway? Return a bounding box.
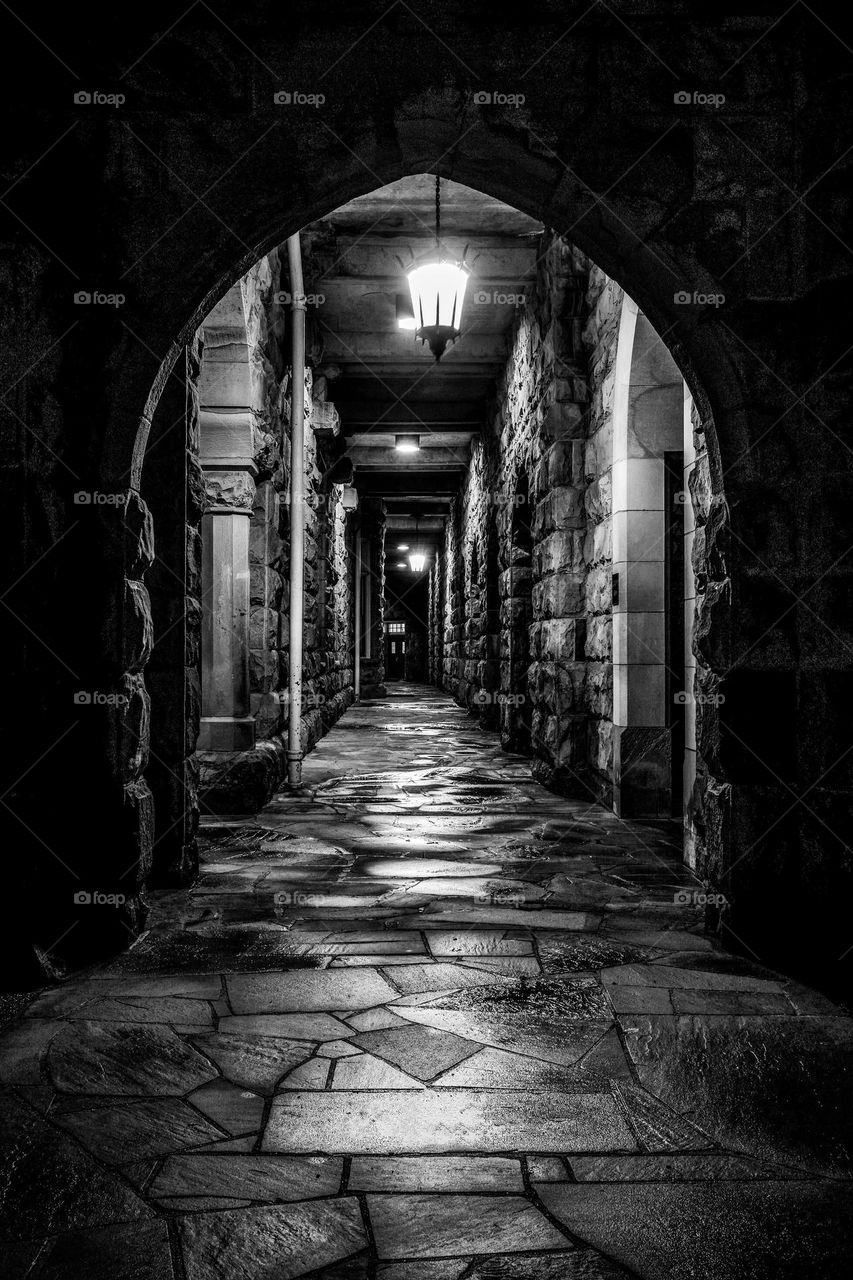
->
[2,685,852,1278]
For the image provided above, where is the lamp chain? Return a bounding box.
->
[435,173,440,249]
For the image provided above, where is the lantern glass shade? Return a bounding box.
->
[395,434,420,453]
[407,261,470,361]
[408,551,426,572]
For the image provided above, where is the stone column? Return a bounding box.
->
[197,411,257,751]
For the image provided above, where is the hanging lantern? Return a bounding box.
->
[407,175,469,362]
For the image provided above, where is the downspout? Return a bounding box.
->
[286,234,306,788]
[354,532,362,701]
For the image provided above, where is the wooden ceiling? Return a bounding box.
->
[304,176,542,541]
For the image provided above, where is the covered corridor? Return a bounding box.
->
[2,686,850,1279]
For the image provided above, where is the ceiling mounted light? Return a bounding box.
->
[394,560,408,569]
[407,174,469,362]
[395,293,416,330]
[396,543,410,551]
[408,513,427,573]
[395,433,420,453]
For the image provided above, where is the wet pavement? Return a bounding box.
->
[2,684,852,1278]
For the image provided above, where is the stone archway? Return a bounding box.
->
[4,7,849,986]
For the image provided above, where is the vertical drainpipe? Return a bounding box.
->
[354,532,362,701]
[286,234,306,788]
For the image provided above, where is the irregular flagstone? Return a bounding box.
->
[150,1153,343,1201]
[399,974,610,1021]
[346,1007,409,1032]
[376,1258,472,1279]
[34,1219,173,1280]
[227,970,398,1013]
[382,964,516,997]
[433,1046,600,1090]
[537,1180,853,1280]
[67,996,215,1027]
[367,1193,569,1259]
[178,1198,368,1280]
[48,1021,218,1096]
[600,965,784,993]
[427,931,533,957]
[263,1089,637,1154]
[24,978,219,1018]
[330,955,435,966]
[54,1098,226,1163]
[351,1023,482,1081]
[188,1080,266,1135]
[331,1053,425,1089]
[349,1155,522,1192]
[526,1156,569,1180]
[0,1094,153,1242]
[317,1039,363,1058]
[280,1058,331,1089]
[566,1153,809,1181]
[463,1250,635,1278]
[618,1014,853,1176]
[416,908,593,930]
[0,1017,68,1083]
[393,1008,612,1068]
[613,1082,714,1152]
[191,1033,314,1092]
[218,1013,354,1040]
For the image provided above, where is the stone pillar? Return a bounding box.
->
[357,497,386,698]
[197,411,257,751]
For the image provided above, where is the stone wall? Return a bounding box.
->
[192,252,355,812]
[440,233,607,797]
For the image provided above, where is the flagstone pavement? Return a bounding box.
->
[2,685,852,1279]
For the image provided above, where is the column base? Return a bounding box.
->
[198,716,257,751]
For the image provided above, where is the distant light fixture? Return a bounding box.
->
[408,513,426,573]
[395,433,420,453]
[396,543,410,551]
[394,560,408,569]
[395,293,416,330]
[406,174,469,362]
